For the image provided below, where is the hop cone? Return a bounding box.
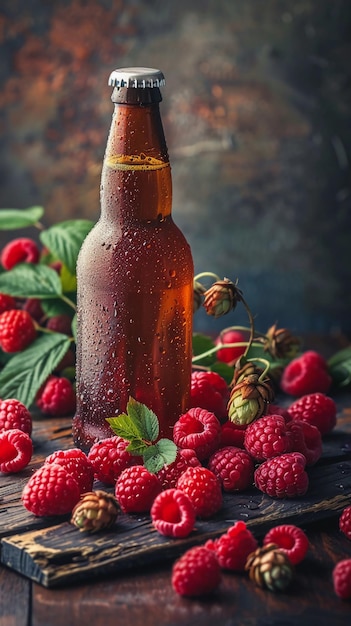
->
[245,543,294,592]
[71,490,120,532]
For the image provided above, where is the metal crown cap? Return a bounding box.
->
[108,67,165,89]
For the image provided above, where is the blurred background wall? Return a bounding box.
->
[0,0,350,337]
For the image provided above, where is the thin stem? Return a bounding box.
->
[247,357,271,380]
[192,341,263,363]
[60,294,77,312]
[241,295,255,357]
[194,271,221,284]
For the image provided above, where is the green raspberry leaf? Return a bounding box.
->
[106,413,145,441]
[0,333,71,407]
[127,397,159,442]
[0,206,44,230]
[192,333,216,366]
[328,347,351,387]
[125,438,150,456]
[143,438,177,473]
[0,263,62,299]
[40,219,94,275]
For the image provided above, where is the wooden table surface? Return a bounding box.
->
[1,396,351,626]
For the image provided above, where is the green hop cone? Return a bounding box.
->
[227,373,275,425]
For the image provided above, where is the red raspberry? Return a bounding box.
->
[45,448,94,494]
[0,309,36,352]
[0,398,32,435]
[215,329,246,364]
[173,407,221,461]
[1,237,40,270]
[339,505,351,541]
[172,546,221,596]
[46,314,73,336]
[176,466,222,518]
[333,559,351,600]
[263,524,309,565]
[115,465,162,513]
[0,293,16,314]
[280,350,331,396]
[266,403,291,422]
[0,429,33,473]
[151,488,196,538]
[254,452,309,498]
[208,445,254,492]
[219,420,246,448]
[88,436,138,485]
[22,298,45,323]
[205,520,258,571]
[190,370,229,421]
[287,392,337,436]
[285,419,322,465]
[244,414,291,462]
[36,375,76,416]
[156,448,200,490]
[22,462,80,516]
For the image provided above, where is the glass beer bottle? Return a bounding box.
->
[73,67,194,450]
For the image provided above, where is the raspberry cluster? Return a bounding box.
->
[0,399,33,474]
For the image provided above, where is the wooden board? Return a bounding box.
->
[1,403,351,588]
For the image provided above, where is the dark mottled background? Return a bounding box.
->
[0,0,350,337]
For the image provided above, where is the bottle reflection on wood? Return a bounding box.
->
[73,68,194,450]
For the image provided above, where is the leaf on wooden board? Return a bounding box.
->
[0,206,44,230]
[127,397,159,442]
[0,264,62,299]
[0,333,71,407]
[39,219,93,275]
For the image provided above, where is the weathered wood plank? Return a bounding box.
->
[0,565,30,626]
[2,456,351,588]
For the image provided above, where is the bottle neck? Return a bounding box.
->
[100,89,172,224]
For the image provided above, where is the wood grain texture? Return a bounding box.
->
[0,566,30,626]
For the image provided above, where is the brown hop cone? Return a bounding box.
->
[232,358,263,386]
[193,280,206,313]
[203,278,242,318]
[227,373,275,425]
[71,490,120,533]
[261,324,300,360]
[245,543,294,592]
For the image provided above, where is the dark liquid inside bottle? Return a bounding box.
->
[73,82,194,450]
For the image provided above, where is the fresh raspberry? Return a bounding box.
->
[1,237,40,270]
[115,465,162,513]
[244,414,291,462]
[285,419,322,465]
[254,452,309,498]
[88,436,139,485]
[205,520,258,571]
[0,429,33,473]
[45,448,94,494]
[22,298,45,323]
[263,524,309,565]
[339,505,351,541]
[333,559,351,600]
[173,407,221,461]
[0,293,16,315]
[208,445,254,492]
[0,309,36,353]
[280,350,331,396]
[156,448,200,490]
[176,466,222,518]
[287,392,337,436]
[219,420,246,448]
[190,370,229,421]
[36,375,76,416]
[266,403,291,423]
[0,398,32,435]
[172,546,221,596]
[22,462,80,516]
[215,329,246,364]
[151,488,196,538]
[46,314,73,336]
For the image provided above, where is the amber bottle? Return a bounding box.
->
[73,68,194,450]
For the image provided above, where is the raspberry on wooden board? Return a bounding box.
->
[287,392,337,436]
[22,463,81,516]
[87,436,139,485]
[254,452,309,498]
[115,465,162,514]
[190,370,229,421]
[171,546,221,596]
[0,429,33,473]
[263,524,309,565]
[176,466,222,518]
[0,399,32,435]
[172,407,221,461]
[36,376,76,416]
[208,445,254,492]
[280,350,332,396]
[205,520,258,571]
[333,559,351,600]
[151,489,196,538]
